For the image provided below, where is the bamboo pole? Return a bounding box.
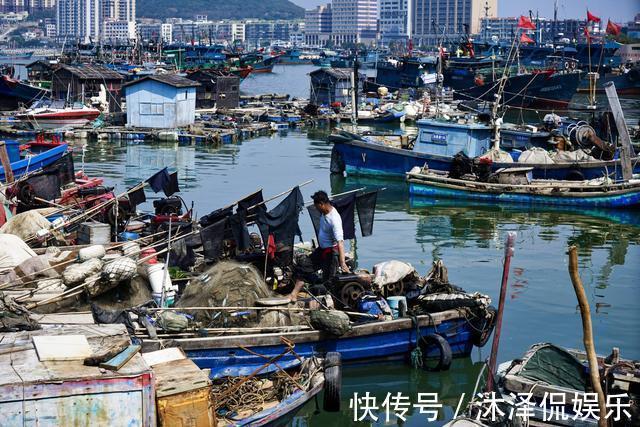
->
[568,246,608,427]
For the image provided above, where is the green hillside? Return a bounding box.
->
[138,0,305,20]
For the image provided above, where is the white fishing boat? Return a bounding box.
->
[17,100,101,130]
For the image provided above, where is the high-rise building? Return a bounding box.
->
[56,0,135,42]
[56,0,100,42]
[331,0,378,45]
[304,3,332,46]
[412,0,496,46]
[379,0,407,43]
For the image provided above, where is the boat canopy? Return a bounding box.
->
[516,343,588,391]
[415,118,492,158]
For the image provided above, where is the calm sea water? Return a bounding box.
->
[76,65,640,425]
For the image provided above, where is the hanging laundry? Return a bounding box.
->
[307,193,357,240]
[200,205,233,227]
[356,190,378,237]
[228,212,252,251]
[200,218,227,261]
[236,189,265,222]
[163,172,180,197]
[256,186,304,263]
[128,185,146,207]
[146,167,170,193]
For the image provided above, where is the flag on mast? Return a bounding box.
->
[517,15,536,30]
[587,10,601,23]
[520,33,535,44]
[606,20,621,36]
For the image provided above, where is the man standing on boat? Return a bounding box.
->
[289,190,350,301]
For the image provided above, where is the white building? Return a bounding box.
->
[331,0,378,45]
[56,0,100,42]
[379,0,407,43]
[103,19,135,42]
[45,22,56,37]
[412,0,496,46]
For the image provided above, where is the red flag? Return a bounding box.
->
[584,27,592,42]
[520,33,535,44]
[517,15,536,30]
[587,10,601,23]
[606,20,621,36]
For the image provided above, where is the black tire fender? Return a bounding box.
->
[323,351,342,412]
[418,333,453,371]
[471,305,497,347]
[330,146,346,174]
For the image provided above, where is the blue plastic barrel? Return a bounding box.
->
[387,296,407,319]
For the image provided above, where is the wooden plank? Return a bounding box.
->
[33,335,92,361]
[604,82,633,181]
[100,344,141,371]
[142,347,186,367]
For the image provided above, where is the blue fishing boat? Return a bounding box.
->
[407,167,640,208]
[161,309,485,379]
[0,141,68,181]
[330,120,640,181]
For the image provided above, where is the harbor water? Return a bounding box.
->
[74,65,640,425]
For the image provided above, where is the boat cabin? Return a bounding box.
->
[414,118,493,158]
[123,75,200,129]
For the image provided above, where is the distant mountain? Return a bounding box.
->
[137,0,305,20]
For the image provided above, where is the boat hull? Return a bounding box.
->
[0,76,49,111]
[170,311,475,378]
[331,138,640,181]
[0,143,68,181]
[407,176,640,208]
[16,110,101,130]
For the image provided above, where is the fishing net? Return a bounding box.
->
[176,261,274,326]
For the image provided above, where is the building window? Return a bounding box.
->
[140,103,164,115]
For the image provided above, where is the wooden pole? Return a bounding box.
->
[568,245,608,427]
[0,141,15,184]
[486,231,516,392]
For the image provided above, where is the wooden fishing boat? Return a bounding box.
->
[406,167,640,208]
[0,142,68,181]
[142,308,487,379]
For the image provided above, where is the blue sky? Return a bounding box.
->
[290,0,637,23]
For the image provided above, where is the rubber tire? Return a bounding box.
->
[323,351,342,412]
[418,333,453,372]
[471,305,497,347]
[330,147,345,174]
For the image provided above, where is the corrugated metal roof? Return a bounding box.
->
[123,74,201,89]
[56,64,124,80]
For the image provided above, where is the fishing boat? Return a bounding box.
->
[143,306,492,379]
[445,343,640,426]
[406,166,640,208]
[329,121,638,180]
[16,100,101,130]
[0,140,68,181]
[0,75,49,110]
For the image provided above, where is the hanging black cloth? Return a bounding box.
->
[23,172,61,202]
[163,172,180,197]
[199,205,233,227]
[43,154,75,186]
[128,185,146,207]
[146,167,170,193]
[356,190,378,237]
[169,236,196,270]
[200,217,227,262]
[229,212,251,251]
[307,193,357,240]
[256,186,304,264]
[236,189,265,223]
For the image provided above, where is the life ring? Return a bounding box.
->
[323,351,342,412]
[564,61,570,70]
[417,333,453,371]
[471,305,497,347]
